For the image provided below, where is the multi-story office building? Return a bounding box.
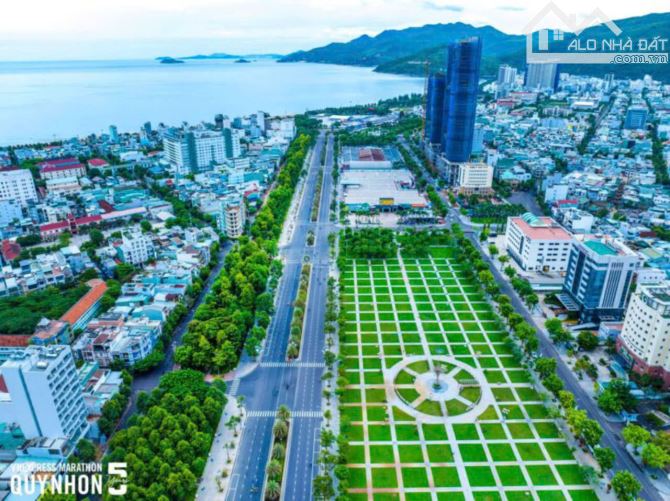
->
[562,236,641,322]
[0,167,38,207]
[425,73,446,145]
[456,162,493,194]
[442,37,482,163]
[505,214,573,272]
[624,105,648,130]
[164,129,231,173]
[0,346,87,439]
[109,125,119,143]
[525,63,560,92]
[618,282,670,388]
[497,64,517,86]
[223,128,242,159]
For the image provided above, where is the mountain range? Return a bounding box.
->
[279,12,670,81]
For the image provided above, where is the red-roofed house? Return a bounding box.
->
[1,240,21,263]
[39,214,102,240]
[0,334,31,348]
[505,213,574,272]
[87,158,109,170]
[60,279,108,331]
[38,157,86,180]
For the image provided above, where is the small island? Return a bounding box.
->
[234,58,251,64]
[157,57,185,65]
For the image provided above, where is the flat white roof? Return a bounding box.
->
[341,169,426,207]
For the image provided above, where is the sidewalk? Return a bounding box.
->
[197,398,245,500]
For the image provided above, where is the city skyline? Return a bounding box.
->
[1,0,668,61]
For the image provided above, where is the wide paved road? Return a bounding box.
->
[226,132,334,501]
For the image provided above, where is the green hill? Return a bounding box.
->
[279,12,670,81]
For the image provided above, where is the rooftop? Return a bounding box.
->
[584,240,617,256]
[60,279,107,326]
[510,214,572,241]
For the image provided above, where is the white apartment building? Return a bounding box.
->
[39,164,86,181]
[45,176,81,195]
[117,230,155,265]
[456,162,493,194]
[544,183,569,203]
[0,167,38,207]
[618,282,670,387]
[164,129,228,174]
[505,213,573,272]
[0,346,87,439]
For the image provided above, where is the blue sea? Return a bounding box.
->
[0,58,423,146]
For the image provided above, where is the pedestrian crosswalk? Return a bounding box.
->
[259,361,325,368]
[247,410,322,418]
[228,378,240,397]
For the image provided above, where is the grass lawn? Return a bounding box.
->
[340,253,587,497]
[402,467,430,488]
[431,467,461,487]
[372,467,398,488]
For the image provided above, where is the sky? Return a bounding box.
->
[0,0,667,61]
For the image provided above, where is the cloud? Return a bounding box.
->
[422,1,463,12]
[497,5,525,11]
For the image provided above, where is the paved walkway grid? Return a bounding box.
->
[339,247,598,501]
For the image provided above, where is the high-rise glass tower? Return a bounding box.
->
[441,37,482,163]
[425,73,446,145]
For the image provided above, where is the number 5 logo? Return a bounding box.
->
[108,462,128,496]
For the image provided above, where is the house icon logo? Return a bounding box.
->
[523,2,667,65]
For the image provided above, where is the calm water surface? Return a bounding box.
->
[0,59,423,146]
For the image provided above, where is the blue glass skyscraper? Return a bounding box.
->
[425,73,446,145]
[441,37,482,163]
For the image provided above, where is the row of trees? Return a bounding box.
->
[105,370,226,500]
[97,370,133,437]
[337,115,422,146]
[264,406,291,500]
[502,265,539,310]
[174,132,313,373]
[452,225,640,500]
[287,264,311,359]
[339,227,397,262]
[426,185,447,217]
[397,229,451,258]
[311,171,323,222]
[623,424,670,469]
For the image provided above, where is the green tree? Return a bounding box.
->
[598,379,635,414]
[577,331,599,351]
[265,480,281,500]
[558,390,575,410]
[89,229,105,247]
[611,470,641,501]
[622,424,650,448]
[266,459,282,479]
[535,357,557,378]
[641,442,670,469]
[594,446,615,473]
[273,420,288,440]
[543,373,564,395]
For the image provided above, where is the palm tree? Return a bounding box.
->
[265,480,281,500]
[277,405,291,423]
[272,443,285,460]
[273,420,288,440]
[266,459,282,479]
